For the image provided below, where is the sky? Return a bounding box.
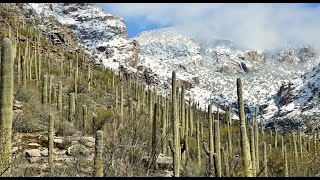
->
[98,3,320,50]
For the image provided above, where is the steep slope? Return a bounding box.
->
[262,63,320,130]
[21,3,138,71]
[133,27,320,120]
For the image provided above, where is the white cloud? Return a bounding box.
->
[99,3,320,50]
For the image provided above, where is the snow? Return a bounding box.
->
[23,3,320,126]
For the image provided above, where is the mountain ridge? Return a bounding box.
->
[21,3,320,128]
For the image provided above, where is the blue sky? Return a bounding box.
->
[98,3,320,49]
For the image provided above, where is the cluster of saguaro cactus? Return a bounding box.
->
[3,15,320,178]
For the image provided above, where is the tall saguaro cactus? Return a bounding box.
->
[48,113,54,175]
[0,38,14,177]
[196,117,201,167]
[161,105,167,155]
[203,105,214,176]
[189,101,194,137]
[69,93,75,123]
[148,88,153,126]
[120,85,123,129]
[249,126,256,176]
[262,141,268,177]
[149,102,158,169]
[180,86,185,136]
[170,71,180,177]
[42,75,48,107]
[284,146,289,177]
[57,81,62,114]
[87,64,91,93]
[48,75,53,105]
[254,120,259,170]
[214,120,222,177]
[82,105,88,132]
[236,78,253,177]
[94,130,104,177]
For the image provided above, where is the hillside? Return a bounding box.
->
[0,3,319,177]
[21,3,320,125]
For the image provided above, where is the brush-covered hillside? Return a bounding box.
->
[0,3,319,177]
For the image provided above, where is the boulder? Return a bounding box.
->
[27,142,41,147]
[12,147,19,154]
[67,144,90,157]
[218,64,241,74]
[54,138,63,144]
[25,149,41,157]
[84,141,95,148]
[28,157,42,164]
[156,153,173,170]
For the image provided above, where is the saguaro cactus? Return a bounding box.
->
[57,81,62,114]
[196,117,201,167]
[17,47,21,85]
[227,129,232,156]
[214,120,222,177]
[48,75,53,105]
[120,85,124,129]
[0,38,14,177]
[236,78,253,177]
[82,105,88,132]
[254,120,259,170]
[223,149,230,177]
[87,64,91,93]
[74,68,77,99]
[275,129,278,149]
[189,101,194,137]
[281,136,284,157]
[262,141,268,177]
[161,105,167,155]
[203,105,214,176]
[249,126,256,176]
[22,54,27,87]
[128,98,133,119]
[42,75,48,107]
[299,130,303,158]
[293,134,298,162]
[48,113,54,175]
[170,71,180,177]
[69,93,75,122]
[200,122,204,141]
[150,102,158,169]
[284,146,289,177]
[53,86,57,105]
[181,86,185,136]
[94,130,104,177]
[148,88,153,125]
[115,86,118,110]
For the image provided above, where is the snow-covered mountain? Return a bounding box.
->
[262,63,320,131]
[133,27,320,121]
[19,3,320,127]
[21,3,139,70]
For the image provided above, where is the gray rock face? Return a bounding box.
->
[298,46,316,62]
[244,50,266,62]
